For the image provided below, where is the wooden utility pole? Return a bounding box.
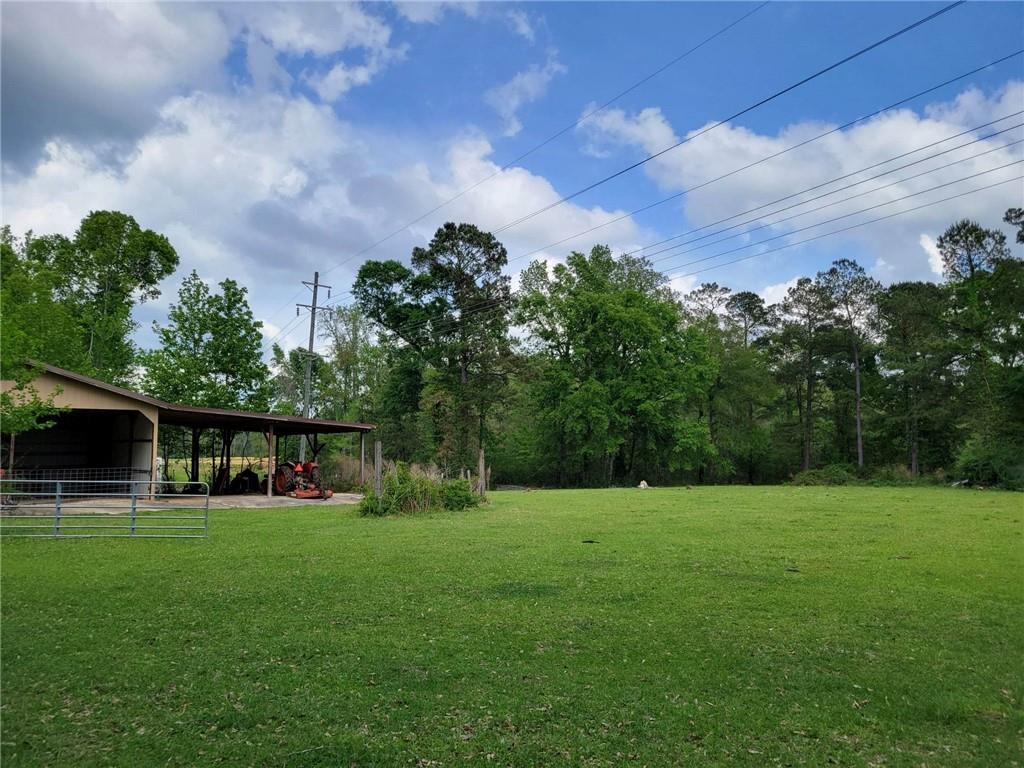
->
[296,272,331,462]
[477,447,486,496]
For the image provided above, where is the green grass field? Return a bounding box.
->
[2,487,1021,766]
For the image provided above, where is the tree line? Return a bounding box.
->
[3,209,1022,488]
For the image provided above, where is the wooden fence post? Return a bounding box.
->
[359,432,366,486]
[374,440,382,494]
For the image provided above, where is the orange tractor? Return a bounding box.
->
[273,460,333,499]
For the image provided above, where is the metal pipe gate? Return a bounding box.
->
[0,480,209,539]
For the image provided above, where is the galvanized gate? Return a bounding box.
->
[0,479,209,538]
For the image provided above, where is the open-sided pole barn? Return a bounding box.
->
[1,364,373,496]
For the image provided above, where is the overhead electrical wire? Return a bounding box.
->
[259,2,769,333]
[639,126,1024,265]
[380,121,1024,338]
[309,0,965,312]
[490,0,967,235]
[311,48,1022,320]
[316,1,771,282]
[328,147,1024,342]
[271,1,1019,352]
[657,159,1024,273]
[666,174,1023,280]
[515,54,1024,264]
[389,172,1022,344]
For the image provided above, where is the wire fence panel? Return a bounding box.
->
[4,467,150,496]
[0,480,209,539]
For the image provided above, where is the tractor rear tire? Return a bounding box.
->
[274,464,297,494]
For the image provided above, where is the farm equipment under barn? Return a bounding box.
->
[273,460,334,499]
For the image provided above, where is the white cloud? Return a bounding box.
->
[394,2,480,25]
[233,3,393,57]
[506,9,536,42]
[3,89,642,352]
[919,234,945,278]
[305,44,409,102]
[245,35,293,93]
[759,276,800,306]
[669,275,698,297]
[1,1,230,164]
[485,51,567,137]
[576,80,1024,283]
[1,1,410,165]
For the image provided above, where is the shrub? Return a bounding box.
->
[438,478,478,510]
[790,464,855,486]
[359,463,482,516]
[954,438,1024,490]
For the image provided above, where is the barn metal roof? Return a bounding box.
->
[35,363,375,435]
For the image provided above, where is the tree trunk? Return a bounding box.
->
[747,400,755,484]
[853,343,864,469]
[909,386,920,477]
[557,429,566,488]
[804,370,814,472]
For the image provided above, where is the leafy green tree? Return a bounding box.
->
[774,277,833,471]
[143,271,269,411]
[26,211,178,383]
[935,218,1023,486]
[817,258,880,469]
[319,305,388,424]
[937,219,1009,282]
[518,246,715,486]
[141,272,270,481]
[353,223,512,471]
[0,229,84,440]
[875,281,957,475]
[1005,207,1024,244]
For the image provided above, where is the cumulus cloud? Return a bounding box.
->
[576,80,1024,283]
[485,51,567,137]
[394,2,480,25]
[0,1,229,168]
[506,9,536,42]
[2,86,642,353]
[231,2,393,56]
[305,44,409,102]
[0,2,410,167]
[759,276,800,306]
[919,234,945,278]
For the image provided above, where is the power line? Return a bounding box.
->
[491,0,967,235]
[316,2,770,282]
[379,123,1024,338]
[397,173,1022,341]
[666,175,1023,280]
[515,52,1024,264]
[302,49,1023,317]
[657,160,1024,274]
[640,128,1024,265]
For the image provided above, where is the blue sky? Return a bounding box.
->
[2,1,1022,353]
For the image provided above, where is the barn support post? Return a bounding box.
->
[190,428,201,483]
[266,425,275,498]
[359,432,366,486]
[374,440,382,495]
[149,414,160,500]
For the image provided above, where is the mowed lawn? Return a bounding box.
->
[1,488,1021,767]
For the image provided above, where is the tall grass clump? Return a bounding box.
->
[359,463,481,516]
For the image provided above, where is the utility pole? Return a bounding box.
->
[296,271,331,462]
